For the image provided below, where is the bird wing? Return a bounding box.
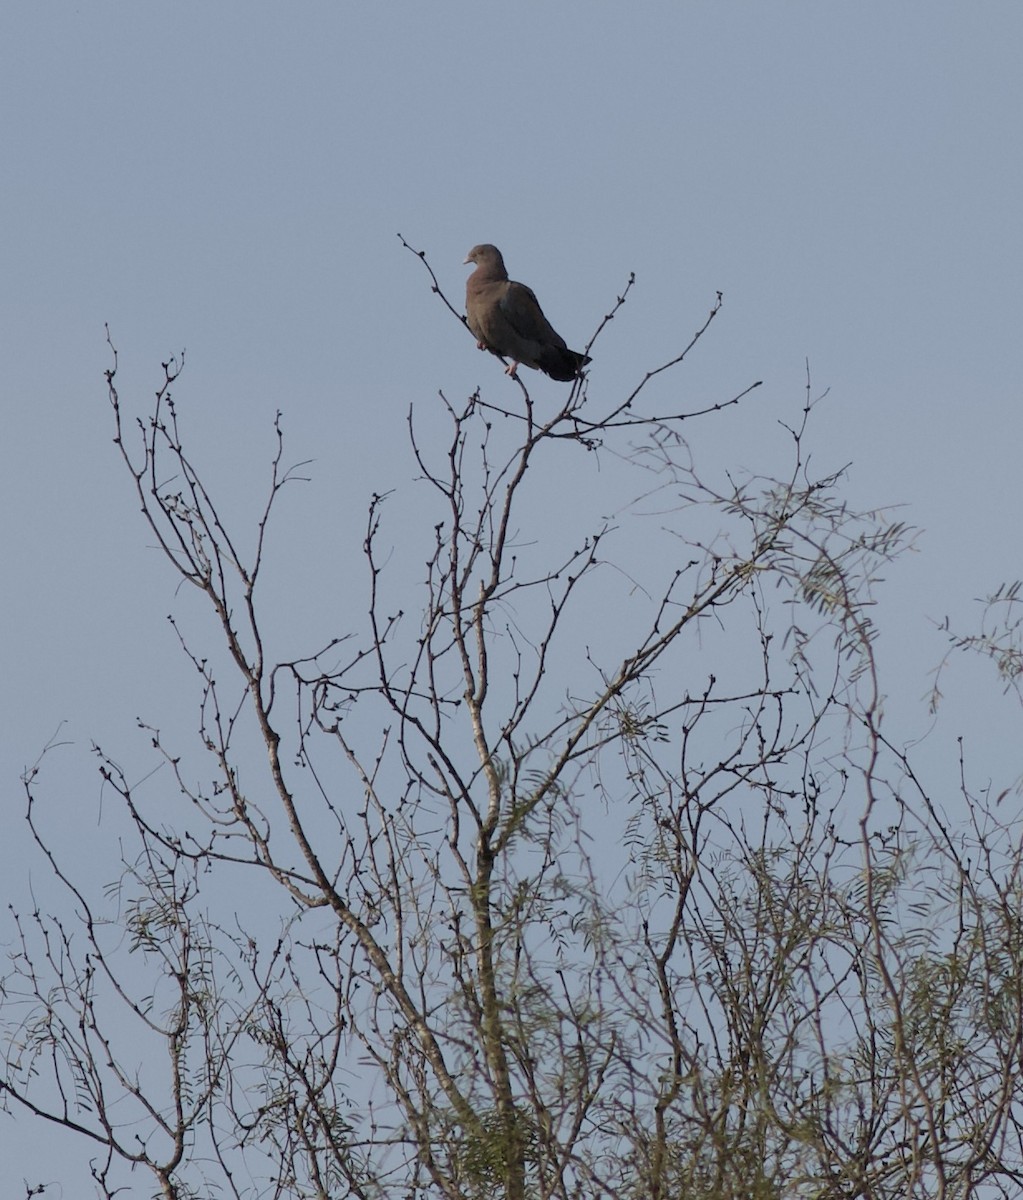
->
[499,282,568,353]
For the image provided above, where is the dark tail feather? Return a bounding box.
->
[538,347,591,382]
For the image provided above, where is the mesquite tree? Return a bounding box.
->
[4,244,1023,1200]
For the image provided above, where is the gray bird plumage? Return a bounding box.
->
[464,244,590,382]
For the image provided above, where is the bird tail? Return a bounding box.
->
[539,347,591,382]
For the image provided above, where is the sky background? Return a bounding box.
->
[2,2,1022,1191]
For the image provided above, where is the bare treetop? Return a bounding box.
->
[3,245,1021,1200]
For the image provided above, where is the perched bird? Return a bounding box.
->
[464,244,590,382]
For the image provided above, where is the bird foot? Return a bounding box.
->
[504,362,520,377]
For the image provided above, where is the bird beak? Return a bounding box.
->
[463,254,473,265]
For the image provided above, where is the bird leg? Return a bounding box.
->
[504,362,520,377]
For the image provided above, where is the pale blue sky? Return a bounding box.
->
[3,3,1022,1189]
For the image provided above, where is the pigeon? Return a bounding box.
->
[464,244,590,382]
